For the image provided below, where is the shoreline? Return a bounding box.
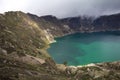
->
[55,29,120,39]
[48,30,120,67]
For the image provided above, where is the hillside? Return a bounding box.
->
[28,13,120,36]
[0,11,69,80]
[0,11,120,80]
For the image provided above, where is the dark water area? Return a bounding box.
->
[47,31,120,66]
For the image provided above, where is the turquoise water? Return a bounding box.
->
[47,31,120,66]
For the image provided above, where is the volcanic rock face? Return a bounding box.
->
[0,11,120,80]
[28,13,120,37]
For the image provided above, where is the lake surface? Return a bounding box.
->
[47,31,120,66]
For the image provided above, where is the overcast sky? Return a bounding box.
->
[0,0,120,18]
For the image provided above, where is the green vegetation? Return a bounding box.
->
[63,61,68,66]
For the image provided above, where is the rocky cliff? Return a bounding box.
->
[28,12,120,37]
[0,11,120,80]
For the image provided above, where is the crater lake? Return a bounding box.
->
[48,31,120,66]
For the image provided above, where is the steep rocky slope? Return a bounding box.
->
[61,14,120,32]
[28,13,120,37]
[0,11,69,80]
[0,11,120,80]
[27,13,73,37]
[93,13,120,31]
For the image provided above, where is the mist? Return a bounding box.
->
[0,0,120,18]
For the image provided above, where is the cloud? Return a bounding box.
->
[0,0,120,18]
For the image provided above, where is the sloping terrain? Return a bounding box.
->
[0,11,69,80]
[0,11,120,80]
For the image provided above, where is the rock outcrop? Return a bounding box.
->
[58,62,120,80]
